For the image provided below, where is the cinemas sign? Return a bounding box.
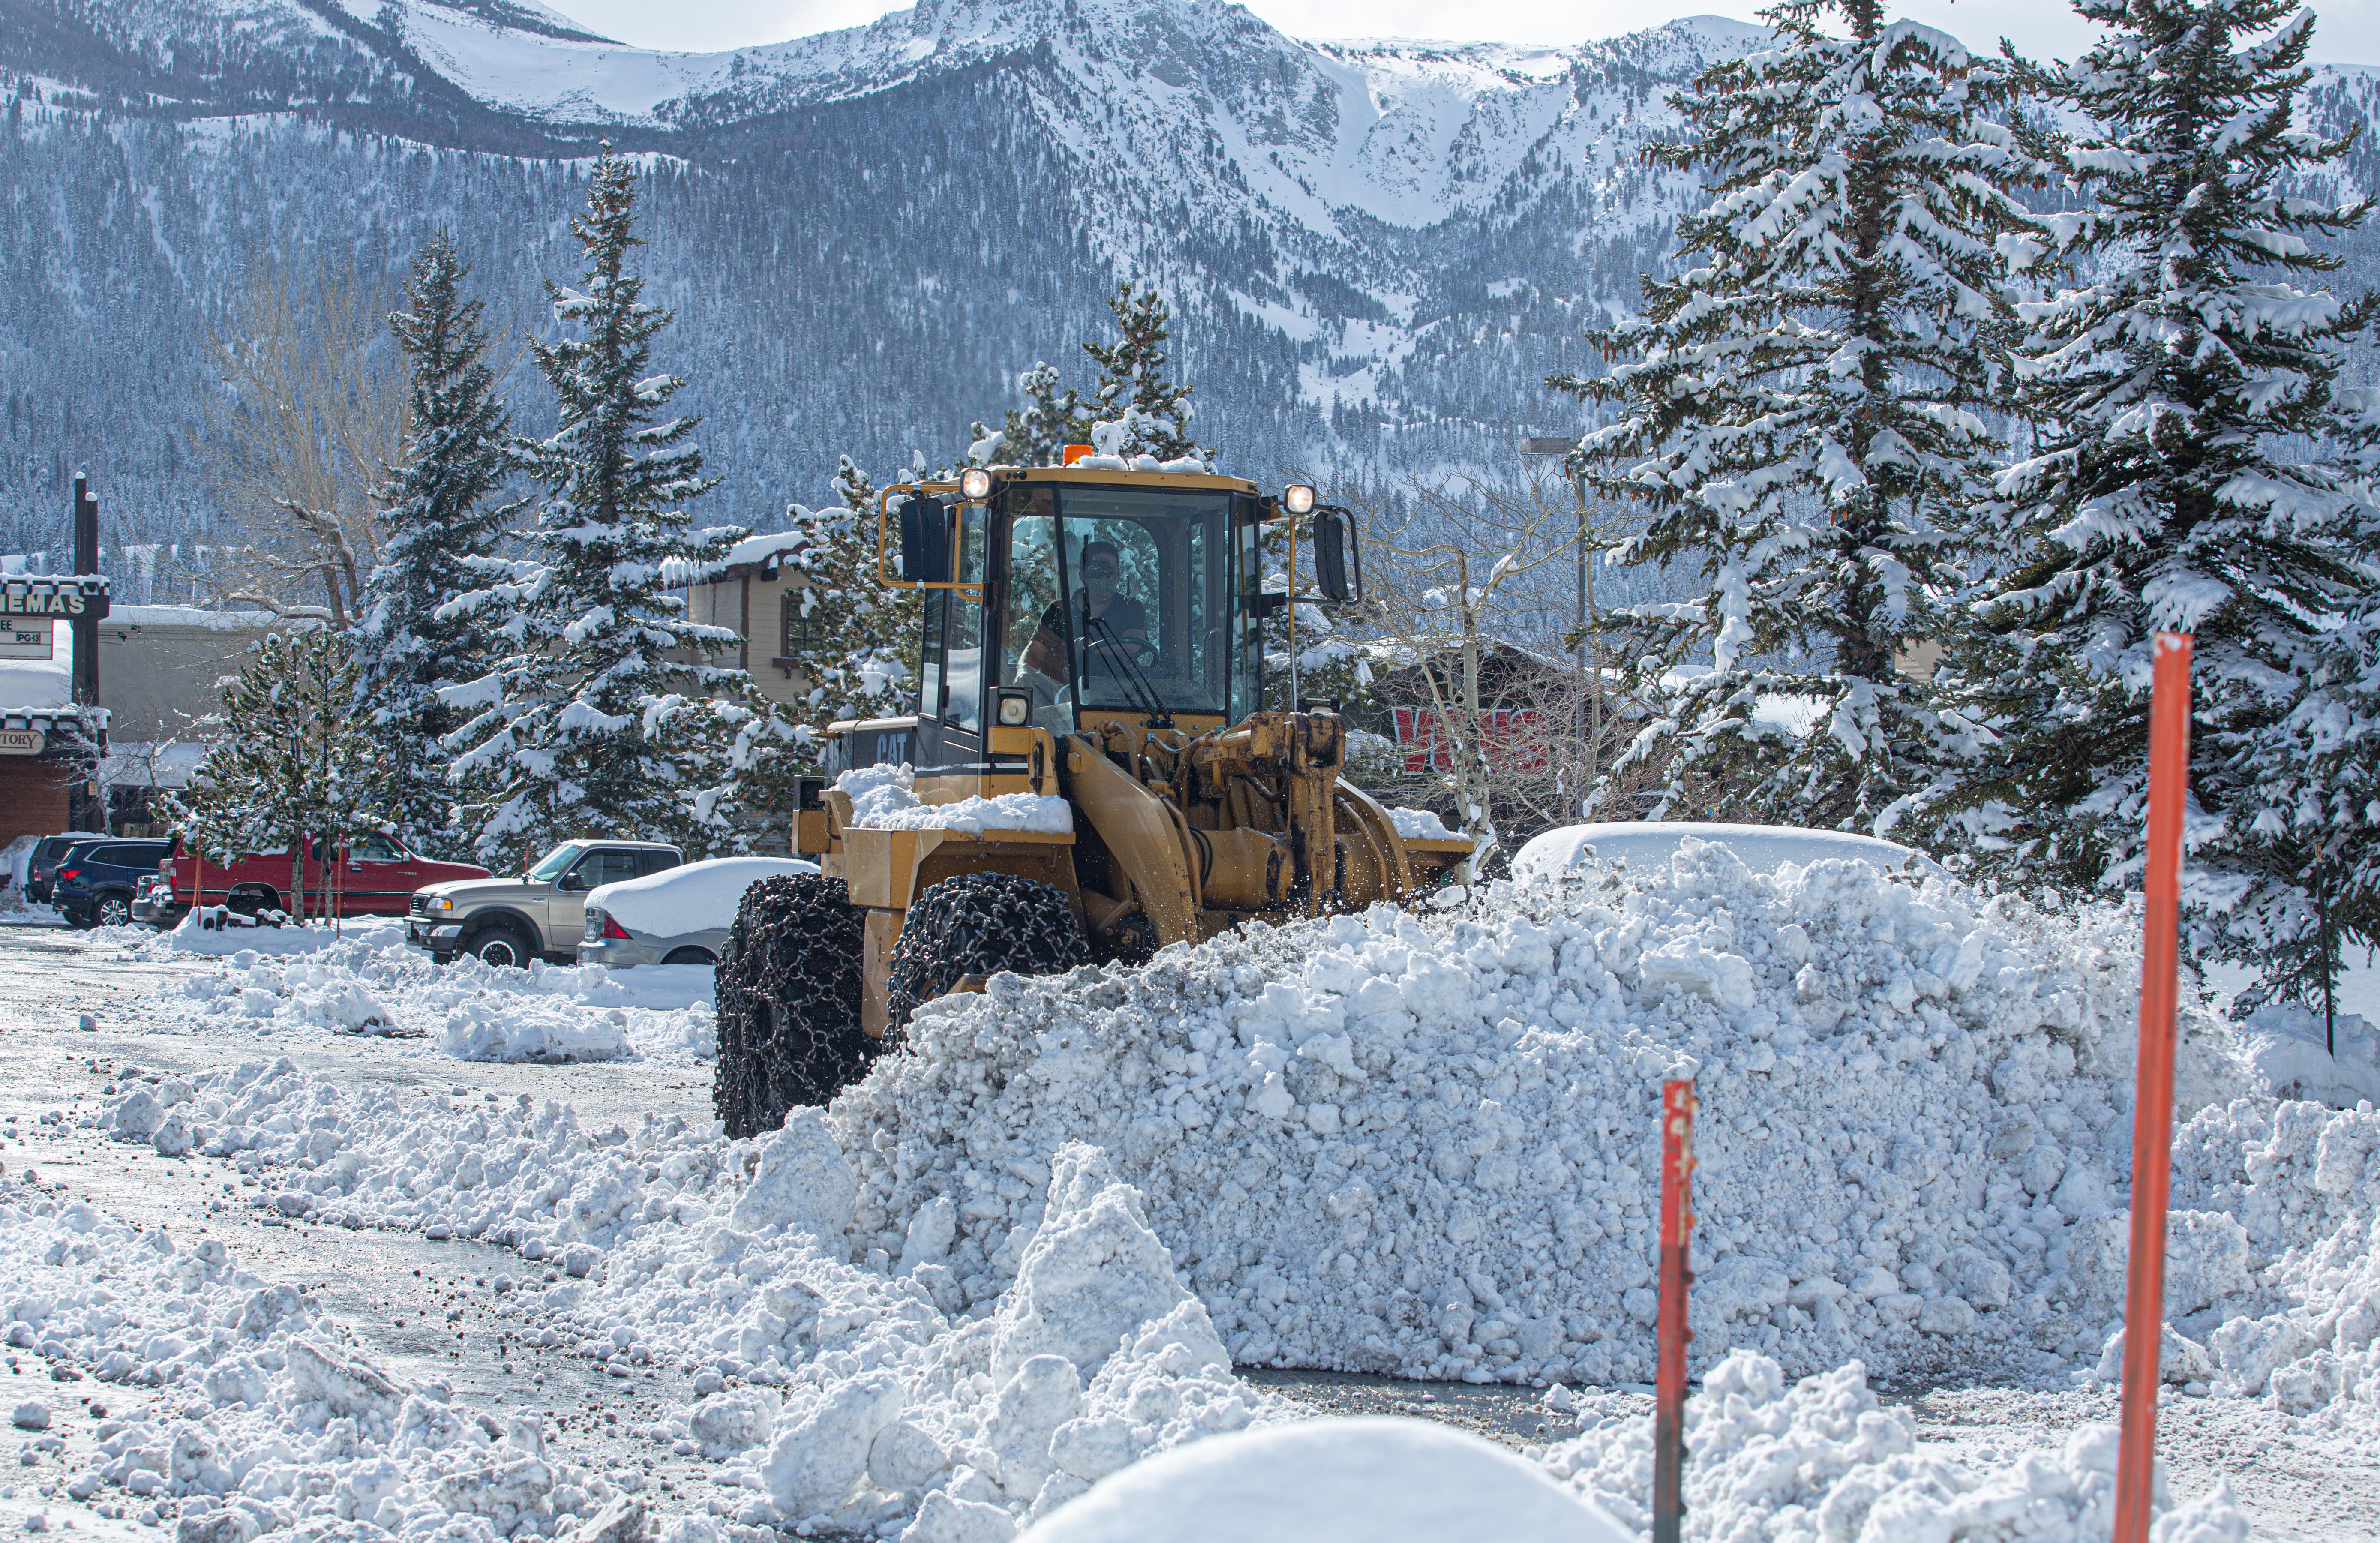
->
[0,578,110,661]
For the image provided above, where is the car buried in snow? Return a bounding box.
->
[578,856,820,968]
[1509,822,1950,885]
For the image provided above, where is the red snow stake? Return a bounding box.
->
[1654,1078,1697,1543]
[2114,631,2192,1543]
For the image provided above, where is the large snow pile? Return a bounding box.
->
[588,857,816,937]
[127,922,717,1063]
[840,842,2239,1386]
[2167,1096,2380,1414]
[1543,1351,2250,1543]
[108,847,2380,1416]
[0,1181,659,1543]
[837,765,1073,836]
[58,841,2380,1532]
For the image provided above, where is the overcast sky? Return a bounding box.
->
[539,0,2375,65]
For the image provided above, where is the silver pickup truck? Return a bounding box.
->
[408,840,682,967]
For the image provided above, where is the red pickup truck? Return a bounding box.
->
[132,832,490,926]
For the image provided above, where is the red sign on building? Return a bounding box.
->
[1393,707,1549,775]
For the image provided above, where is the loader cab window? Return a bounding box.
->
[999,487,1234,726]
[915,503,988,763]
[1002,498,1073,732]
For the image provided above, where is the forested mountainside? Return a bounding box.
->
[0,0,2372,570]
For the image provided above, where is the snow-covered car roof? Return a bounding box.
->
[1510,821,1948,885]
[586,855,819,938]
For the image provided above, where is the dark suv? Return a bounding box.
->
[24,832,107,906]
[53,839,174,929]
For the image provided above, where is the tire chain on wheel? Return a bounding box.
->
[712,874,869,1138]
[885,871,1091,1034]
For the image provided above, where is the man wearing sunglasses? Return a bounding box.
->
[1021,538,1152,687]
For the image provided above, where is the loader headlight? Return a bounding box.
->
[960,467,993,501]
[996,691,1031,727]
[1283,484,1317,515]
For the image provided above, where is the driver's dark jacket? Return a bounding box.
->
[1040,592,1150,681]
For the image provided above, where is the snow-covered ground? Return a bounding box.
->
[2,840,2375,1537]
[86,917,718,1065]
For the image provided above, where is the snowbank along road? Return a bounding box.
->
[0,838,2371,1539]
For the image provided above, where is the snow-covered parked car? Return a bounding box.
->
[1511,821,1949,885]
[579,856,819,968]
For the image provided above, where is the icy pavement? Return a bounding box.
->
[0,831,2372,1539]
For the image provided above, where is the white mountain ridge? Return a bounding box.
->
[349,0,1762,230]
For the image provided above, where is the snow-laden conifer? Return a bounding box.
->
[444,149,748,868]
[353,231,517,859]
[171,629,390,923]
[769,456,921,752]
[1940,0,2379,1010]
[999,361,1083,467]
[1083,284,1205,464]
[1553,0,2037,830]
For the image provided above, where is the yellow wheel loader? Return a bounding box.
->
[713,458,1472,1136]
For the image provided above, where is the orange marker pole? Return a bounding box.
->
[2113,631,2193,1543]
[1653,1078,1697,1543]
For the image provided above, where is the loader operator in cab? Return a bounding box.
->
[1020,539,1151,689]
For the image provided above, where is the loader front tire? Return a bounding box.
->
[713,874,869,1138]
[886,872,1090,1034]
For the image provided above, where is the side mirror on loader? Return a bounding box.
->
[1310,509,1362,605]
[898,494,953,584]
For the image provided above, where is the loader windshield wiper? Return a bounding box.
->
[1083,616,1173,729]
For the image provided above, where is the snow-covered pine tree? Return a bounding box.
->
[1550,0,2036,831]
[1943,0,2379,1012]
[999,361,1084,467]
[168,629,389,923]
[444,147,749,869]
[289,633,396,921]
[770,493,923,750]
[1083,284,1206,465]
[353,231,517,860]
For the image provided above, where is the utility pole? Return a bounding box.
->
[72,474,99,709]
[1522,436,1599,808]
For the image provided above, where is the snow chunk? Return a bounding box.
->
[441,998,633,1062]
[990,1145,1191,1382]
[1543,1353,2247,1541]
[1384,807,1457,841]
[730,1108,857,1240]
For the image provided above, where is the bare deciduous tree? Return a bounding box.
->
[1361,470,1586,877]
[1349,458,1682,872]
[188,262,410,622]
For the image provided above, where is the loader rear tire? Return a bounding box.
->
[886,872,1089,1034]
[713,874,869,1138]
